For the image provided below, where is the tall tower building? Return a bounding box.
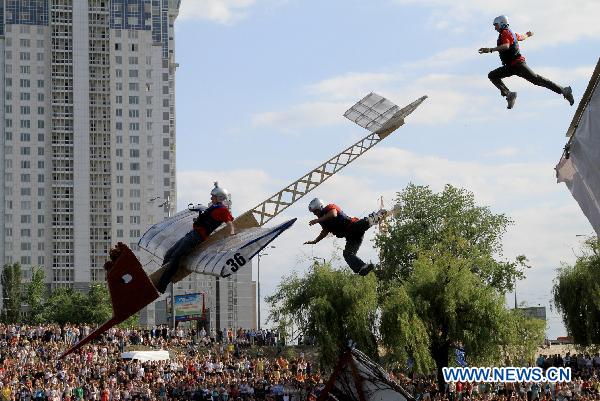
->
[1,0,255,330]
[0,0,179,288]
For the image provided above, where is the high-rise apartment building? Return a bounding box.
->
[1,0,255,330]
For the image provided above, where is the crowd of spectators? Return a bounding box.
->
[2,324,600,401]
[396,353,600,401]
[0,324,321,401]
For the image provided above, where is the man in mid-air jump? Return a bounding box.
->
[304,198,387,276]
[478,15,574,109]
[155,182,235,293]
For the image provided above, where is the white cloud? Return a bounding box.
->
[532,66,596,85]
[485,147,519,157]
[251,101,349,131]
[179,0,256,24]
[404,47,481,70]
[358,147,559,209]
[307,72,402,100]
[176,146,592,334]
[248,56,596,131]
[392,0,600,47]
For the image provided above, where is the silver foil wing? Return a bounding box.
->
[183,218,297,277]
[138,207,206,259]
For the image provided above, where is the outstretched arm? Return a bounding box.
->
[517,31,533,41]
[479,31,532,53]
[479,43,509,54]
[304,229,329,245]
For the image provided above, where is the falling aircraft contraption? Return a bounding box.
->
[59,93,427,359]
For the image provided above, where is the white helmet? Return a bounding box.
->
[308,198,324,213]
[493,15,509,29]
[210,182,231,207]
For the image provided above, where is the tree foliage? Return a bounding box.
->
[379,243,543,390]
[25,266,47,324]
[2,264,136,326]
[42,283,138,326]
[553,238,600,345]
[267,184,544,389]
[376,184,523,293]
[267,262,379,367]
[43,286,89,325]
[500,309,547,366]
[1,263,22,323]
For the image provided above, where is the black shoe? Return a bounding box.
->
[506,92,517,109]
[563,86,574,106]
[358,263,375,276]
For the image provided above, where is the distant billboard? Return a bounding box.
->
[519,306,546,321]
[173,293,204,322]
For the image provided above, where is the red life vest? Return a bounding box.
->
[497,28,522,66]
[318,204,356,238]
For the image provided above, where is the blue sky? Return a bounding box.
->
[172,0,600,338]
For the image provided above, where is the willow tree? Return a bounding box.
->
[376,184,525,293]
[267,262,379,367]
[379,242,532,391]
[553,238,600,345]
[376,184,537,391]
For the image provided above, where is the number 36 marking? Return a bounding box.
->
[225,253,246,273]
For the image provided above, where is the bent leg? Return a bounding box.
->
[157,230,203,293]
[515,63,563,94]
[343,236,365,274]
[488,65,515,97]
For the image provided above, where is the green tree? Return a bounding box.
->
[379,243,543,390]
[553,238,600,345]
[25,266,47,324]
[82,284,115,324]
[500,308,547,366]
[376,185,536,390]
[1,263,22,323]
[267,262,378,367]
[44,286,88,325]
[376,184,524,292]
[43,283,138,326]
[267,184,542,387]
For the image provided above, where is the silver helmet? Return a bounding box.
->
[308,198,324,213]
[211,182,231,207]
[493,15,509,29]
